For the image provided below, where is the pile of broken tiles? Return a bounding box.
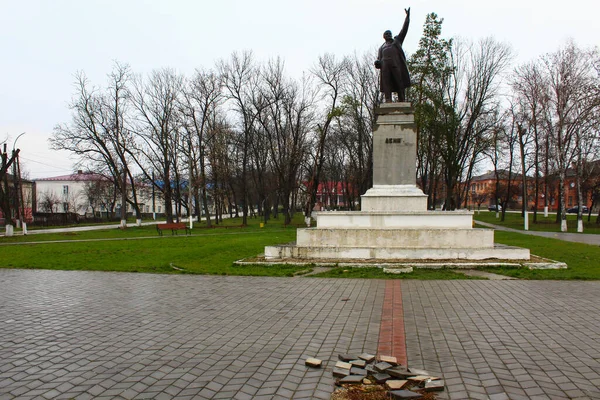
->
[332,353,444,399]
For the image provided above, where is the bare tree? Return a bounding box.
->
[219,51,261,226]
[180,68,223,227]
[51,63,141,227]
[304,54,348,219]
[340,52,379,206]
[512,60,549,222]
[131,68,183,223]
[39,190,61,214]
[540,41,600,231]
[256,58,314,224]
[440,37,514,209]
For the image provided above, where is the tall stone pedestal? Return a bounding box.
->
[265,103,530,262]
[362,103,427,212]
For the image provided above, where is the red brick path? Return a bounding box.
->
[378,280,407,365]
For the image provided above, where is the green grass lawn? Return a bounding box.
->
[474,210,600,234]
[2,213,599,280]
[0,215,305,276]
[477,230,600,280]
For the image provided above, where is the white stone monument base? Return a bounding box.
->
[263,102,531,264]
[264,208,530,262]
[361,185,428,212]
[265,243,530,261]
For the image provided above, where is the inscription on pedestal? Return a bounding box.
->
[373,105,416,186]
[385,138,402,144]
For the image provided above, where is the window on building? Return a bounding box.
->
[158,206,162,212]
[568,196,573,206]
[63,185,69,195]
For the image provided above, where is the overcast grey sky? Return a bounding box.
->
[1,0,598,178]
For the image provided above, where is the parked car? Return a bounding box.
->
[488,204,502,212]
[566,205,589,214]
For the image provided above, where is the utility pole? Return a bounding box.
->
[12,149,20,227]
[1,140,21,236]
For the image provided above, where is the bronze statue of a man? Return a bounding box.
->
[375,7,411,103]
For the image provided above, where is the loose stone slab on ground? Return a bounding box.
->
[305,357,322,368]
[379,355,398,365]
[425,379,445,392]
[350,366,368,376]
[333,367,351,378]
[333,352,444,399]
[387,380,409,390]
[339,354,360,362]
[387,366,414,379]
[374,361,393,372]
[373,373,392,383]
[336,361,352,370]
[389,389,424,399]
[350,359,367,368]
[339,375,364,384]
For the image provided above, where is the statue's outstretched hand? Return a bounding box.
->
[405,7,410,16]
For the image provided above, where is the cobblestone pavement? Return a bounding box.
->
[2,270,600,400]
[0,270,384,399]
[403,280,600,400]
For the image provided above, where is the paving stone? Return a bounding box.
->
[359,353,376,363]
[389,389,423,399]
[332,367,350,378]
[350,367,367,376]
[408,375,431,383]
[408,368,432,376]
[425,379,445,392]
[387,366,414,379]
[386,380,408,390]
[338,354,359,362]
[379,355,398,365]
[305,358,322,368]
[374,362,393,372]
[350,359,366,368]
[365,364,378,374]
[335,361,352,370]
[339,375,364,384]
[373,373,392,383]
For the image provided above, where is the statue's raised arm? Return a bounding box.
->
[375,6,412,103]
[397,7,410,44]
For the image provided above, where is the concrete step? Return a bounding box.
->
[315,210,474,229]
[265,244,530,261]
[296,228,494,249]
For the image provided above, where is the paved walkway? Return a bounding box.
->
[475,220,600,245]
[403,281,600,399]
[1,271,599,399]
[0,270,384,400]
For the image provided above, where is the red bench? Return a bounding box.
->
[156,223,191,236]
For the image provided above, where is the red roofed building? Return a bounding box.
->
[312,181,359,210]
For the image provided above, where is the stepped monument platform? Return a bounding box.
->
[265,103,530,263]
